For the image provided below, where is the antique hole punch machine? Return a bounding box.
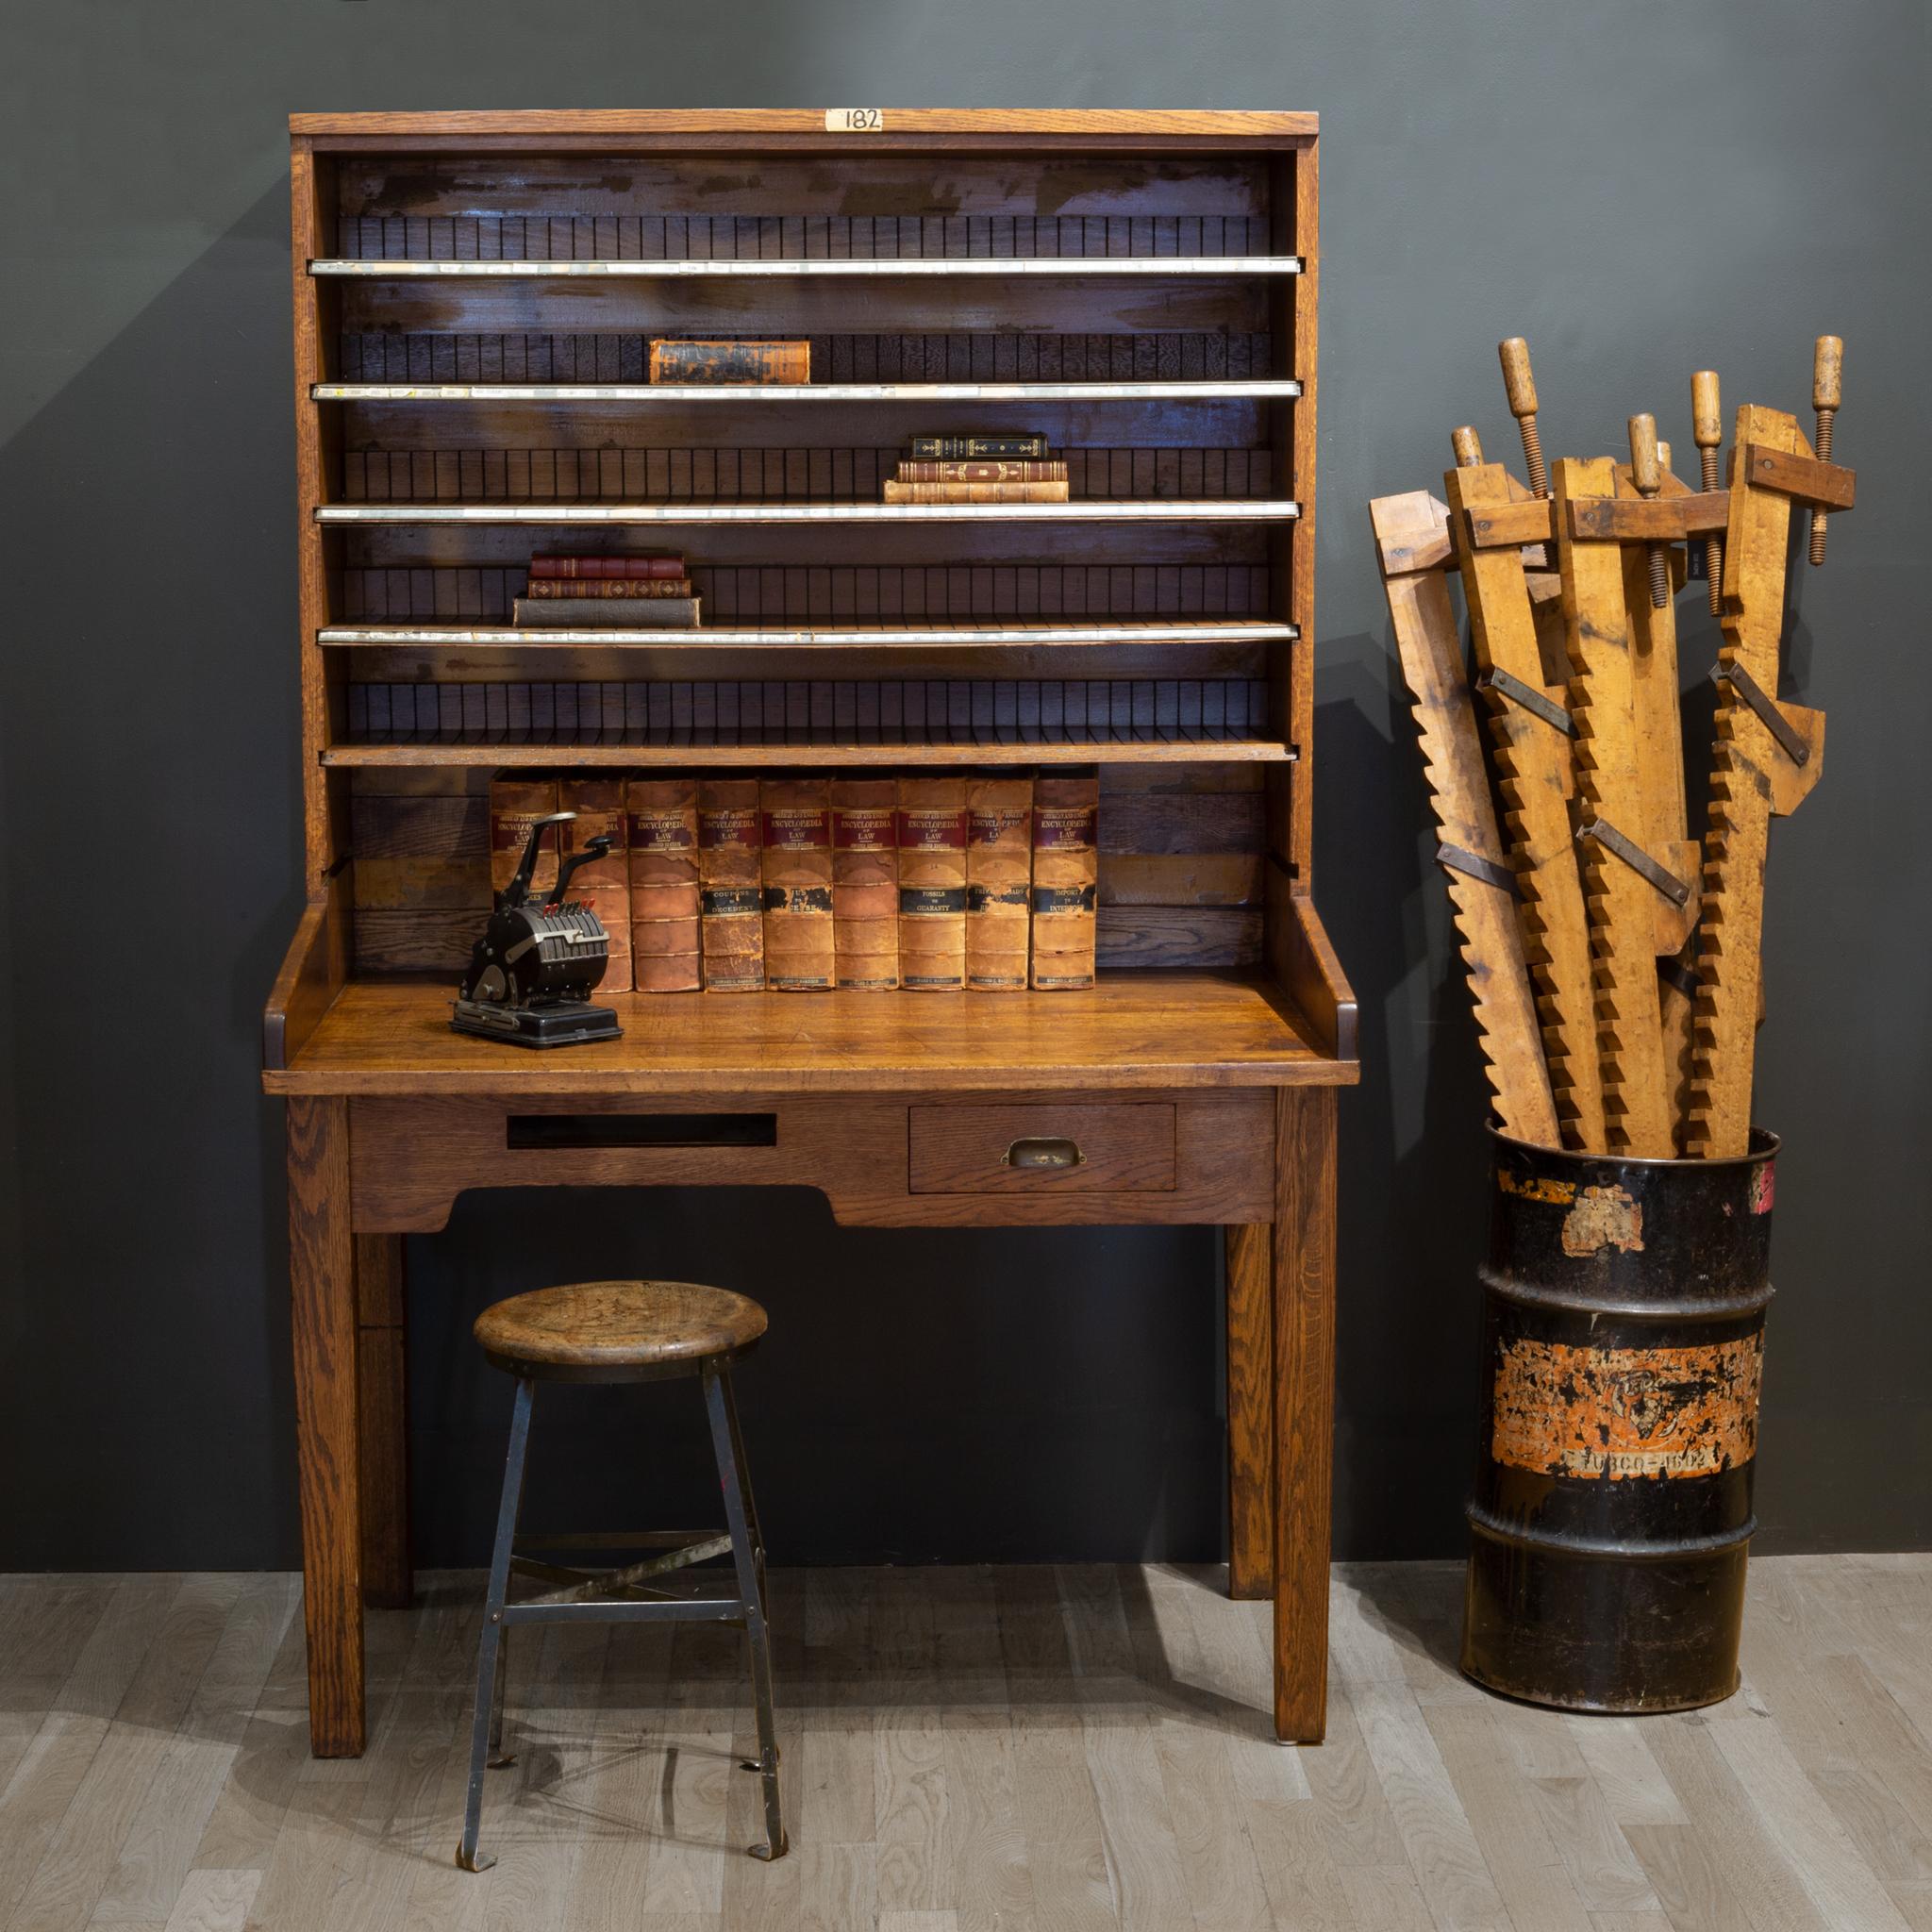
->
[452,810,624,1048]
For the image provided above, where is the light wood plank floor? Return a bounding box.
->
[2,1557,1929,1930]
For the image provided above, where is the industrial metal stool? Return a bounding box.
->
[456,1278,784,1871]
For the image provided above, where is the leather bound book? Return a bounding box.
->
[511,596,700,628]
[624,776,698,993]
[1029,767,1100,991]
[896,774,969,991]
[896,460,1067,483]
[561,775,631,993]
[489,772,559,899]
[760,776,834,991]
[696,777,765,991]
[524,576,694,599]
[649,340,810,385]
[909,434,1049,459]
[966,773,1033,991]
[881,480,1069,504]
[528,555,685,579]
[830,775,900,990]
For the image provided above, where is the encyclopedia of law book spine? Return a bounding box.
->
[696,777,766,991]
[1029,767,1100,991]
[830,775,900,990]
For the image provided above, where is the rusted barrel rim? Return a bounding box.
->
[1475,1264,1775,1322]
[1488,1120,1781,1171]
[1466,1501,1757,1560]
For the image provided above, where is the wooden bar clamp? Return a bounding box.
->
[1373,489,1559,1146]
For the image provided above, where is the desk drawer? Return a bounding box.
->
[908,1103,1176,1194]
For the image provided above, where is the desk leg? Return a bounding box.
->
[287,1096,365,1757]
[355,1235,413,1610]
[1272,1087,1338,1743]
[1224,1224,1274,1600]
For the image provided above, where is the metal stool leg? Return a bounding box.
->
[458,1375,535,1874]
[703,1362,786,1861]
[718,1366,770,1619]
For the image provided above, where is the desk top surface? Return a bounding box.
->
[264,972,1355,1098]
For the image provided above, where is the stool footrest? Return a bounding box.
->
[511,1532,734,1606]
[502,1596,746,1626]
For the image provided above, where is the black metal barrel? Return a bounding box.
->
[1460,1124,1778,1713]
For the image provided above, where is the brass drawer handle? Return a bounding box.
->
[1005,1137,1085,1171]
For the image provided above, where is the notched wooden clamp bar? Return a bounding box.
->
[1574,817,1693,908]
[1565,491,1729,541]
[1739,443,1856,511]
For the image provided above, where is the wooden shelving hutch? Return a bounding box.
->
[266,110,1355,1757]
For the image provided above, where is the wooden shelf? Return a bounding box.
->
[264,970,1347,1097]
[320,740,1295,770]
[316,499,1298,526]
[312,255,1303,279]
[313,380,1302,403]
[318,620,1300,648]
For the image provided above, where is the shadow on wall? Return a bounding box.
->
[0,177,309,1568]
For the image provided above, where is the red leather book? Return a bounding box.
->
[527,555,686,580]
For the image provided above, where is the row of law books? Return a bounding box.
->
[881,433,1068,504]
[510,553,700,630]
[489,768,1098,993]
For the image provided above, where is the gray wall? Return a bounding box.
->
[3,0,1927,1570]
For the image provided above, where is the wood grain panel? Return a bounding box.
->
[285,1097,362,1755]
[1273,1085,1337,1742]
[1224,1222,1273,1600]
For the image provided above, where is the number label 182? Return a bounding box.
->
[824,108,884,132]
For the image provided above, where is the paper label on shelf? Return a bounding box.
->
[824,108,884,132]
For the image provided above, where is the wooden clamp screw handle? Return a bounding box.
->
[1810,335,1843,565]
[1452,425,1484,469]
[1628,413,1670,608]
[1692,370,1724,614]
[1498,338,1554,566]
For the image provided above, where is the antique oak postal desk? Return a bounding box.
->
[263,108,1356,1757]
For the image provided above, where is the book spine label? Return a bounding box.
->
[880,481,1069,504]
[896,460,1068,483]
[909,435,1050,459]
[528,555,685,579]
[966,774,1034,991]
[649,340,810,385]
[1030,768,1099,991]
[525,576,693,599]
[697,778,764,990]
[489,772,560,896]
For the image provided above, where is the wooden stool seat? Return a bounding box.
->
[472,1279,768,1381]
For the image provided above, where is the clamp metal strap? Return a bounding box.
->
[1575,817,1692,908]
[1711,659,1809,766]
[1437,841,1519,896]
[1475,665,1574,737]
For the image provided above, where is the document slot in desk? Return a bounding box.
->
[507,1113,778,1151]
